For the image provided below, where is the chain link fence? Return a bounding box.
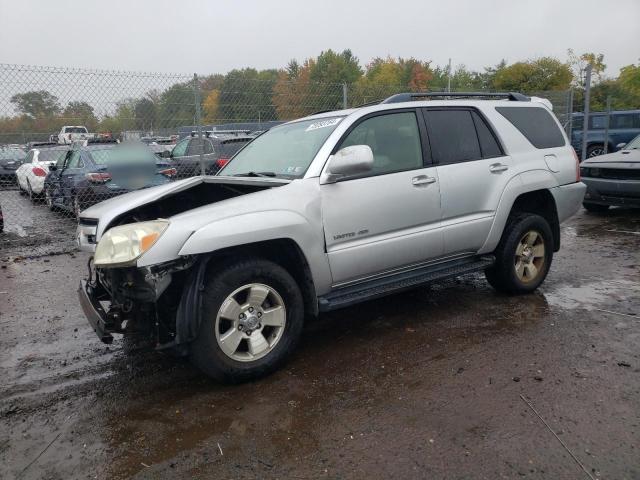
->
[0,63,573,258]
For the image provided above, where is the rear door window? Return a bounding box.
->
[496,106,565,149]
[424,109,481,164]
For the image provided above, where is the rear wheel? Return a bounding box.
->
[486,214,553,294]
[190,258,304,383]
[583,202,609,213]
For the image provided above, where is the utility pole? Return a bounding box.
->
[447,58,452,93]
[580,64,592,162]
[193,73,205,176]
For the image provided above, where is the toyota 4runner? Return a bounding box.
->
[77,92,586,382]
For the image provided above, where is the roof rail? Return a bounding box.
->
[380,92,530,104]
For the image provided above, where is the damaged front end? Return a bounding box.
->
[79,255,201,351]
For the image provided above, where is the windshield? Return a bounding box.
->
[623,135,640,150]
[88,145,160,166]
[219,117,343,178]
[38,149,69,163]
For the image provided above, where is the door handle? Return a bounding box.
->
[489,163,509,173]
[412,175,436,186]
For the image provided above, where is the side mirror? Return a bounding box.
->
[324,145,374,183]
[49,165,58,171]
[160,150,171,158]
[616,143,626,150]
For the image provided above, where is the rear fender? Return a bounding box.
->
[478,169,557,254]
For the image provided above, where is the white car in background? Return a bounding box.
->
[58,126,94,144]
[17,146,70,200]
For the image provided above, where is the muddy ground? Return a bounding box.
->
[0,198,639,479]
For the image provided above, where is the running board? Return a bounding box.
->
[318,255,495,312]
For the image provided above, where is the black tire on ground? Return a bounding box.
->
[586,144,605,158]
[485,214,554,294]
[190,258,305,383]
[583,202,609,213]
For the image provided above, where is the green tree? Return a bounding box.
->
[10,90,61,118]
[133,97,157,131]
[618,63,640,97]
[218,68,278,122]
[493,57,573,92]
[309,49,362,85]
[158,82,196,127]
[62,101,98,130]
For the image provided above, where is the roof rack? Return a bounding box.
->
[381,92,530,104]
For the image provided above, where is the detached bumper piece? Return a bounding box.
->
[78,280,113,344]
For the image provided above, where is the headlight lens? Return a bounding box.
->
[94,220,169,267]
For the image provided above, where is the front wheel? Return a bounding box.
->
[45,187,56,210]
[190,258,305,383]
[485,214,553,294]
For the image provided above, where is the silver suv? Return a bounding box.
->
[77,92,586,382]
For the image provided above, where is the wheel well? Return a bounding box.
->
[510,190,560,251]
[205,239,318,318]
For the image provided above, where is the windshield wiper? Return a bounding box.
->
[233,171,277,177]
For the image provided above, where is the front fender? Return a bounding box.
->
[177,210,333,294]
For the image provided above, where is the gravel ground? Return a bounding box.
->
[0,206,639,480]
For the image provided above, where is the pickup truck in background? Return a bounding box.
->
[58,126,95,145]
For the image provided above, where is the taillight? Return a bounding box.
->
[159,168,177,178]
[32,166,47,177]
[85,172,112,183]
[573,149,580,182]
[216,158,229,168]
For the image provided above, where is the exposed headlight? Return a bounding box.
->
[94,220,169,267]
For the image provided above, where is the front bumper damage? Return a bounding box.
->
[78,256,200,349]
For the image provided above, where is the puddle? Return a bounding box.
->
[544,278,640,311]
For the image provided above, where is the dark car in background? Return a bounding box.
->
[170,133,253,177]
[571,109,640,158]
[44,143,176,217]
[580,134,640,212]
[0,146,27,184]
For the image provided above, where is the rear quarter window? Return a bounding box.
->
[496,106,566,149]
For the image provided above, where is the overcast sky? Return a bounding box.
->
[1,0,639,77]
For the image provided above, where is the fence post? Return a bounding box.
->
[603,96,611,154]
[342,83,348,109]
[565,89,574,137]
[193,73,205,176]
[580,64,592,161]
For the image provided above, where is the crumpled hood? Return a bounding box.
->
[81,175,290,239]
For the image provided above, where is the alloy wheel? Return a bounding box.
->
[215,283,286,362]
[514,230,546,283]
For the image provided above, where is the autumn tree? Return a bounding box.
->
[203,89,220,123]
[568,49,606,87]
[63,101,98,130]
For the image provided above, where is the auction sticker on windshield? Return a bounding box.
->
[305,118,341,132]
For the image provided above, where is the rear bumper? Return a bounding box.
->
[582,177,640,207]
[78,280,113,344]
[549,182,586,223]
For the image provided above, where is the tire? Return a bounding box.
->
[485,214,553,294]
[586,144,605,158]
[190,258,305,383]
[583,202,609,213]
